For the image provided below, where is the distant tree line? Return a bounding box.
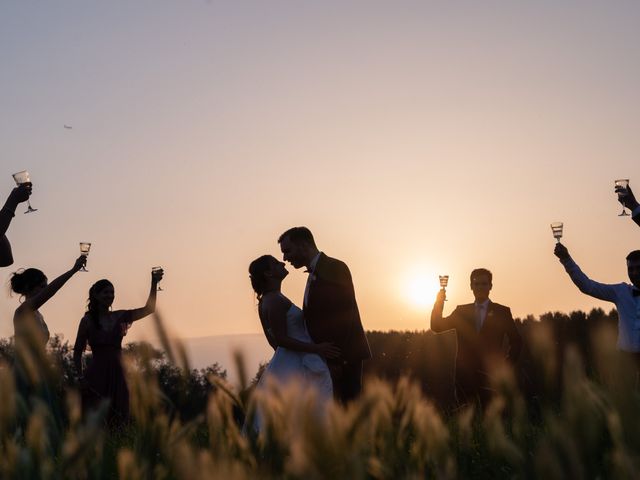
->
[0,336,227,422]
[0,307,620,418]
[364,307,620,412]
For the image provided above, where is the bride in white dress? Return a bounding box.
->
[248,255,338,429]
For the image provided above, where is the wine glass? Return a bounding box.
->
[11,170,37,213]
[439,275,449,301]
[79,242,91,272]
[152,266,164,291]
[615,179,631,216]
[550,222,563,243]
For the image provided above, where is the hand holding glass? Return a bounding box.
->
[615,179,631,216]
[12,170,37,213]
[550,222,563,243]
[79,243,91,272]
[152,266,164,291]
[439,275,449,301]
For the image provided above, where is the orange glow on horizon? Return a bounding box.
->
[403,270,441,310]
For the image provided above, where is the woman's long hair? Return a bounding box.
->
[86,279,114,330]
[248,255,274,302]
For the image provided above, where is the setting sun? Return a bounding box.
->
[404,273,440,309]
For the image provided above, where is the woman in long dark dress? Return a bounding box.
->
[73,268,163,424]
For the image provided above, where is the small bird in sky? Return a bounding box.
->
[64,125,73,129]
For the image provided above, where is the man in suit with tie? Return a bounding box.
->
[430,268,522,406]
[279,226,371,403]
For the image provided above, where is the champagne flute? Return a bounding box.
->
[439,275,449,301]
[615,179,631,216]
[550,222,563,243]
[152,266,164,291]
[79,242,91,272]
[11,170,37,213]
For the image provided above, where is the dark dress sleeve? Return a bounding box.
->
[116,310,134,324]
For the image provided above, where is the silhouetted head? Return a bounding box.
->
[249,255,288,300]
[10,268,47,297]
[626,251,640,289]
[88,279,115,312]
[470,268,492,302]
[278,226,319,269]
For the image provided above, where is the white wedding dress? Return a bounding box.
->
[259,301,333,395]
[249,300,333,432]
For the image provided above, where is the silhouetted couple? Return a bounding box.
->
[249,227,371,409]
[431,268,522,407]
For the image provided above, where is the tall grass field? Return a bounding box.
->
[1,310,639,479]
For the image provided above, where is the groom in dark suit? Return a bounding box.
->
[279,226,371,403]
[430,268,522,406]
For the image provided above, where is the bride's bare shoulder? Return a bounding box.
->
[260,292,291,311]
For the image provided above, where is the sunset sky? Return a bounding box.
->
[2,1,639,348]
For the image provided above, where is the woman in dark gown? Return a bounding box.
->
[73,268,163,424]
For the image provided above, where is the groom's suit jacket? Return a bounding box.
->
[304,253,371,362]
[431,301,522,398]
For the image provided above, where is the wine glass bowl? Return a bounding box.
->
[79,242,91,272]
[11,170,37,213]
[550,222,563,243]
[615,179,631,216]
[439,275,449,301]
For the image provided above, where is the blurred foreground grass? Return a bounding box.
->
[1,315,640,479]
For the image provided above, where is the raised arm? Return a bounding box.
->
[127,268,163,322]
[73,316,90,375]
[0,185,32,267]
[430,289,458,332]
[265,295,340,359]
[23,256,86,311]
[554,243,618,302]
[616,184,640,227]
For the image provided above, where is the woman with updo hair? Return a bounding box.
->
[10,255,86,418]
[247,255,338,431]
[11,255,87,349]
[73,268,163,424]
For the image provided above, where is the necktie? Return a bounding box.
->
[475,304,483,332]
[303,269,314,307]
